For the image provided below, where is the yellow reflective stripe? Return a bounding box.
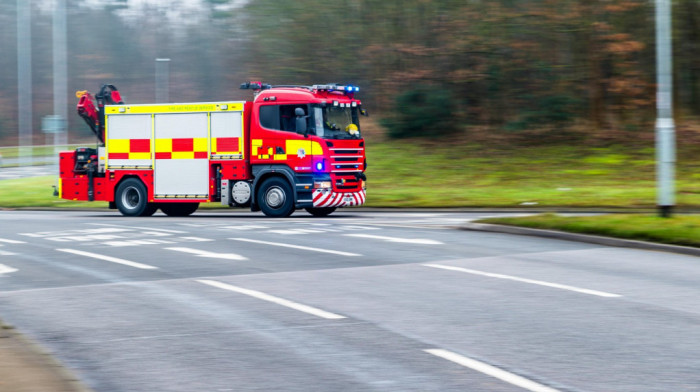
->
[311,141,323,155]
[155,139,172,153]
[273,154,287,161]
[129,152,151,160]
[193,137,208,152]
[108,139,130,153]
[172,152,195,159]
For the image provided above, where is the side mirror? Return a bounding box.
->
[295,108,307,136]
[360,108,369,117]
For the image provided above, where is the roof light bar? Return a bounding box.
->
[312,84,360,94]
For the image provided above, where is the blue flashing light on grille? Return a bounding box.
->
[316,162,324,171]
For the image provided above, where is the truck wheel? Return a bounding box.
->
[115,178,150,217]
[305,207,336,217]
[257,177,294,217]
[160,203,199,217]
[142,203,159,217]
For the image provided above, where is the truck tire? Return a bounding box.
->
[257,177,294,217]
[115,178,151,217]
[305,207,336,217]
[160,203,199,217]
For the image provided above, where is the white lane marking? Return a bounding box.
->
[0,264,18,274]
[345,233,443,245]
[425,349,562,392]
[218,225,269,230]
[179,236,214,242]
[166,247,247,261]
[423,264,621,298]
[229,238,361,257]
[197,279,346,320]
[104,239,175,247]
[0,238,26,244]
[0,250,17,256]
[20,227,131,237]
[267,229,328,235]
[56,249,158,270]
[88,223,187,234]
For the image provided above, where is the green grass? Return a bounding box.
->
[477,213,700,248]
[0,176,99,209]
[364,141,700,208]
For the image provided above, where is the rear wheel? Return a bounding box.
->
[305,207,336,217]
[115,178,151,217]
[257,177,294,217]
[160,203,199,217]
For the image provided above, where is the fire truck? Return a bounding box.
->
[57,82,367,217]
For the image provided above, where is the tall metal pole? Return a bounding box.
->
[155,58,170,103]
[17,0,33,165]
[655,0,675,218]
[53,0,68,154]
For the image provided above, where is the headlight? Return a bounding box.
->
[314,181,331,189]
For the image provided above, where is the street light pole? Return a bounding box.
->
[17,0,32,165]
[53,0,68,153]
[655,0,675,218]
[155,58,170,103]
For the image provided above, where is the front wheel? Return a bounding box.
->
[115,178,151,217]
[305,207,336,217]
[257,177,295,217]
[160,203,199,217]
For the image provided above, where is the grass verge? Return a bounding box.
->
[478,213,700,248]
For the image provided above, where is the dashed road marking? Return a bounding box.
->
[0,238,26,244]
[88,223,187,234]
[0,264,18,274]
[197,279,346,319]
[229,237,361,257]
[0,250,17,256]
[424,349,562,392]
[218,225,269,231]
[345,233,443,245]
[267,229,330,235]
[56,249,158,270]
[166,247,246,260]
[423,264,621,298]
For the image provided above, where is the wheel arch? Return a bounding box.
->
[251,165,296,211]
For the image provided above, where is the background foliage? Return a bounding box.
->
[0,0,699,143]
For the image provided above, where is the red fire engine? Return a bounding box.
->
[58,82,367,217]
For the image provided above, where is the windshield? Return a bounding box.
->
[310,105,361,139]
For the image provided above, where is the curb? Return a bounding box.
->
[461,222,700,258]
[0,320,94,392]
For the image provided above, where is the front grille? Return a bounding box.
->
[329,147,364,174]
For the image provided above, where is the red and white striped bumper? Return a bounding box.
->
[312,189,366,208]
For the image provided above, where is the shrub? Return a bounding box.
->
[381,85,461,139]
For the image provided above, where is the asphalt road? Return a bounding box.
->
[0,210,698,391]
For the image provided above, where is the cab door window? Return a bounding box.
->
[259,104,308,133]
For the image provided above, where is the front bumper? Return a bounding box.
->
[312,189,366,207]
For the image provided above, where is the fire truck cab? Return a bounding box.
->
[58,82,367,217]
